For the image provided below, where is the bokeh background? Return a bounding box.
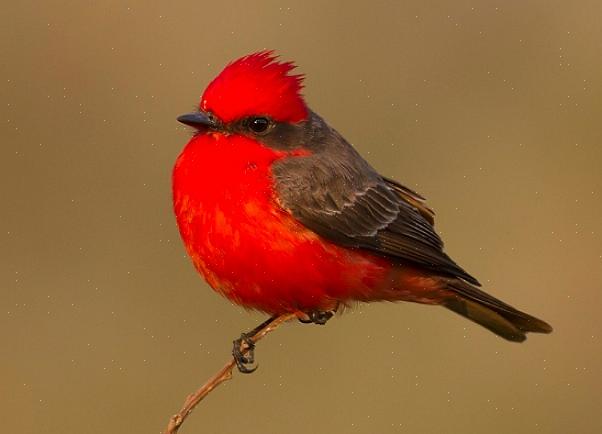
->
[2,1,601,433]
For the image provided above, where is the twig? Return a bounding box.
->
[163,313,296,434]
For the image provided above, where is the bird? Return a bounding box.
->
[173,51,552,372]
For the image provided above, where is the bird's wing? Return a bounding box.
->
[273,145,480,286]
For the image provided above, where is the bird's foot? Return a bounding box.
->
[231,315,279,374]
[232,333,257,374]
[298,310,335,325]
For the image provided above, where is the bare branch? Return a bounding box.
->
[163,313,296,434]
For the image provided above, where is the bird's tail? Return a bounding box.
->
[442,279,553,342]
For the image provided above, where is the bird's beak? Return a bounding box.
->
[177,112,216,129]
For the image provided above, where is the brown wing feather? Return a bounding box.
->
[382,176,435,225]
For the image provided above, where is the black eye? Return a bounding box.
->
[248,117,270,134]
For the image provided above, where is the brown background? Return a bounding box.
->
[2,1,601,433]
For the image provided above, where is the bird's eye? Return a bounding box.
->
[248,117,271,134]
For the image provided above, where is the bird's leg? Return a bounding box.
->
[232,315,278,374]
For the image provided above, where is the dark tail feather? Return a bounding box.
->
[443,279,553,342]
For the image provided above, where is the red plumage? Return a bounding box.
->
[201,51,307,123]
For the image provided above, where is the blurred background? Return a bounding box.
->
[2,1,601,433]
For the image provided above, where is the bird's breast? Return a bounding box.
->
[172,134,311,307]
[172,133,288,260]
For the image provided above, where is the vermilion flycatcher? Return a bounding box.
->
[173,51,552,372]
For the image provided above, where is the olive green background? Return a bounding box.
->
[2,1,601,433]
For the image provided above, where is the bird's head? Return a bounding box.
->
[178,51,312,146]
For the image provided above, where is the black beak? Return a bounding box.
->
[177,112,216,129]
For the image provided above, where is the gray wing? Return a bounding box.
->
[272,121,480,286]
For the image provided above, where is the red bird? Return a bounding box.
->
[173,51,551,371]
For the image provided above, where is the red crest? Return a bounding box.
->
[200,51,308,123]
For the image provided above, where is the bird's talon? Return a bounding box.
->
[232,333,257,374]
[312,310,334,325]
[236,361,258,374]
[298,310,334,325]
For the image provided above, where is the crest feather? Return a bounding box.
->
[201,51,308,123]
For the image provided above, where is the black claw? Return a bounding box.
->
[232,333,257,374]
[298,310,335,325]
[312,310,334,324]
